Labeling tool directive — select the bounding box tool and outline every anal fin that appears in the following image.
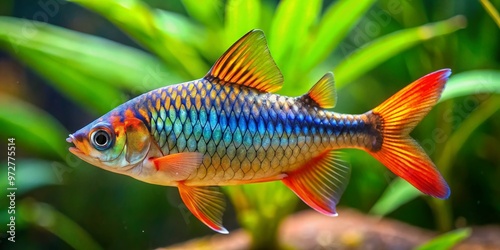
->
[282,150,350,216]
[178,183,228,234]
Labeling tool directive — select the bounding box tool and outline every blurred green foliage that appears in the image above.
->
[416,228,471,250]
[0,0,499,249]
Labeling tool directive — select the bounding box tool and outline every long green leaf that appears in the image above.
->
[0,16,176,91]
[334,15,467,86]
[369,178,420,216]
[416,228,471,250]
[301,0,376,72]
[224,0,262,48]
[269,0,322,72]
[0,17,186,113]
[441,70,500,102]
[19,200,103,250]
[437,96,500,177]
[155,9,207,51]
[0,94,68,159]
[17,49,125,114]
[480,0,500,28]
[72,0,209,78]
[0,159,64,196]
[181,0,223,29]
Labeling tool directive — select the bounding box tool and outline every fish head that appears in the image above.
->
[67,110,152,173]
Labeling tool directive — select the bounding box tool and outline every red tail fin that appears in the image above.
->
[368,69,451,199]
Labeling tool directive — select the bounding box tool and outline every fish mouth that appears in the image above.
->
[69,146,83,155]
[66,134,74,143]
[66,134,99,166]
[66,134,83,155]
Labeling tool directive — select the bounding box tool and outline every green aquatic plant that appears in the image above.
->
[416,228,471,250]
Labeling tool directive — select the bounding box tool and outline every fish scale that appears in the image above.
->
[138,79,371,185]
[68,30,450,234]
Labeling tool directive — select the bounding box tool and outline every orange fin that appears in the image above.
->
[369,69,451,199]
[304,72,337,108]
[152,152,204,181]
[205,29,283,93]
[282,150,350,216]
[178,184,228,234]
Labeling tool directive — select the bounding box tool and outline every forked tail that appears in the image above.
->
[367,69,451,199]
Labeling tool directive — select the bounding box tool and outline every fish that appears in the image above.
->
[67,29,451,234]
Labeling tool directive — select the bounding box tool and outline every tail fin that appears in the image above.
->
[368,69,451,199]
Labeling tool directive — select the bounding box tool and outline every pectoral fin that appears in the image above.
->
[282,150,350,216]
[152,152,204,181]
[178,183,228,234]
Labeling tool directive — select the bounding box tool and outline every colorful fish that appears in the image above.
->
[67,30,450,234]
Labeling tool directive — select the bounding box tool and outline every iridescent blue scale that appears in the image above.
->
[139,78,374,183]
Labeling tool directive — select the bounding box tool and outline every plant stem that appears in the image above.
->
[429,198,454,232]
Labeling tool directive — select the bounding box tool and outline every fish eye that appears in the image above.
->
[91,128,113,150]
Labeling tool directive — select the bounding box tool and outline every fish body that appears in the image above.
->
[68,30,451,233]
[110,78,374,186]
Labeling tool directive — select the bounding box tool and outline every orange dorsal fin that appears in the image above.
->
[304,72,337,108]
[152,152,204,181]
[282,150,350,216]
[205,29,283,93]
[368,69,451,199]
[178,184,228,234]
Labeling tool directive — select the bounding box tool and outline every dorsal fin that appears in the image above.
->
[305,72,337,108]
[205,30,284,93]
